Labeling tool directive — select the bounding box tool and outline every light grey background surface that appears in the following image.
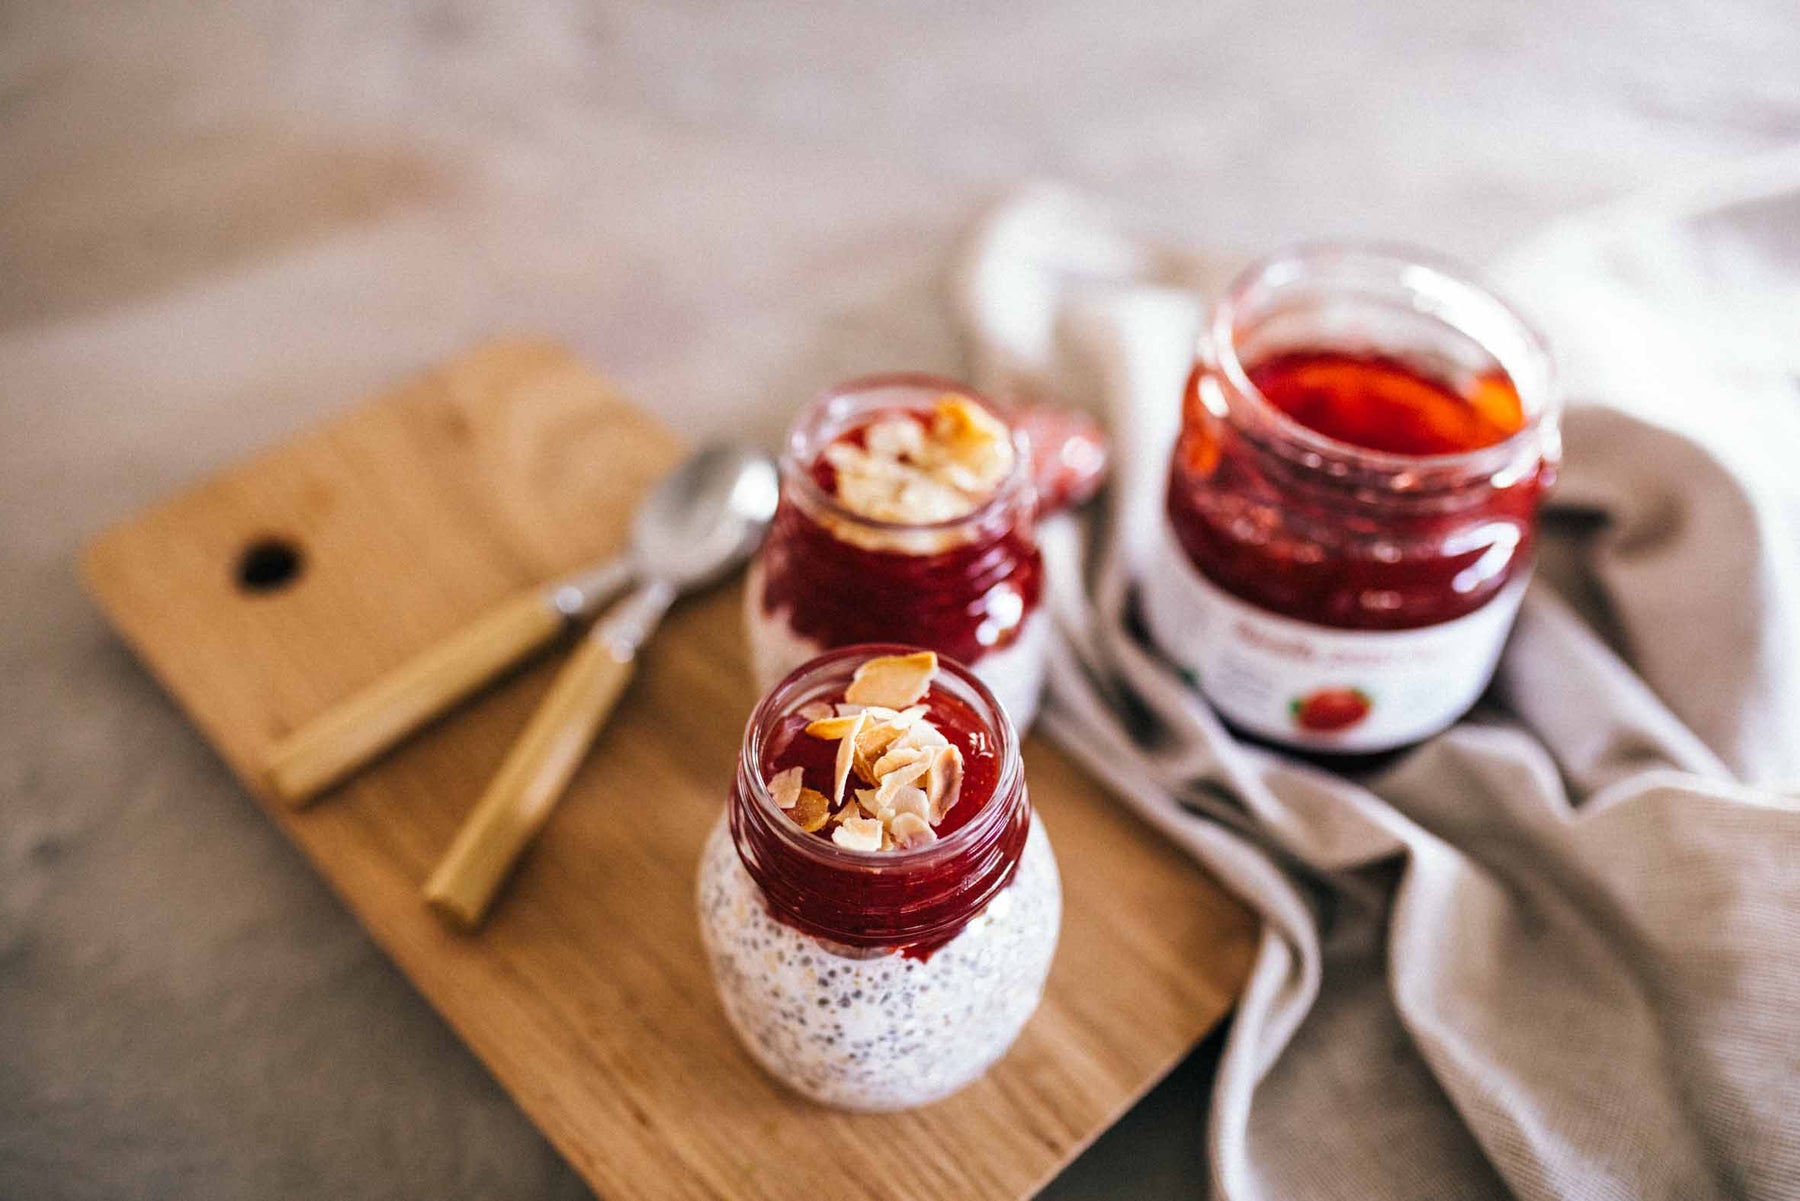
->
[3,2,1798,1197]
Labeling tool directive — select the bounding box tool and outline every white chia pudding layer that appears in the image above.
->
[697,811,1060,1110]
[743,562,1048,732]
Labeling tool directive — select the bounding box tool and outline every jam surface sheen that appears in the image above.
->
[1248,350,1524,455]
[1168,351,1546,631]
[760,414,1043,664]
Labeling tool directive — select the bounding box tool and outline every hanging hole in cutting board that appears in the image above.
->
[236,537,304,593]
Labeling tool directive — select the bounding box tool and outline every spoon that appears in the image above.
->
[265,555,635,808]
[265,449,773,807]
[423,445,778,930]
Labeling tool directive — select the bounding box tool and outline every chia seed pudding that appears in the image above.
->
[697,646,1061,1109]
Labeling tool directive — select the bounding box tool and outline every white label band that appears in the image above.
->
[1141,522,1527,753]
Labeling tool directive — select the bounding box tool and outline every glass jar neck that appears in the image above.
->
[1198,245,1560,506]
[781,373,1036,554]
[728,644,1030,951]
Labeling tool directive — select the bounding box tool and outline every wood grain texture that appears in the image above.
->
[80,340,1258,1201]
[268,588,570,806]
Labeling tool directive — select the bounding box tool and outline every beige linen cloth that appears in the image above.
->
[952,162,1800,1201]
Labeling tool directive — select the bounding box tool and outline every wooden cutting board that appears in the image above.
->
[80,340,1257,1201]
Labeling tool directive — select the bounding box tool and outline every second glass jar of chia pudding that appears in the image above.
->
[746,375,1049,731]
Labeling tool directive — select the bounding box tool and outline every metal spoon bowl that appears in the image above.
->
[631,444,780,590]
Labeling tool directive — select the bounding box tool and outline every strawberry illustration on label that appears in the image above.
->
[1290,688,1372,732]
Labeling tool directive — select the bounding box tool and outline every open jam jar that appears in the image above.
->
[1142,245,1560,754]
[697,645,1060,1110]
[746,375,1049,731]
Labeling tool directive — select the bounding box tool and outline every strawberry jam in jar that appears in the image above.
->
[1143,245,1560,754]
[747,375,1048,731]
[697,645,1060,1110]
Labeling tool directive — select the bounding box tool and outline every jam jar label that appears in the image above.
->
[1142,523,1528,752]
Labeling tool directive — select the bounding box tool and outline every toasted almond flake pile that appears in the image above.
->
[823,396,1015,525]
[765,652,968,851]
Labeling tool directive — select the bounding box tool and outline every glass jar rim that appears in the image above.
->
[737,642,1024,869]
[779,372,1034,536]
[1207,242,1561,488]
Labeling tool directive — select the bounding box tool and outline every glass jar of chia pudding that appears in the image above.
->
[697,645,1060,1110]
[745,375,1049,731]
[1141,244,1560,755]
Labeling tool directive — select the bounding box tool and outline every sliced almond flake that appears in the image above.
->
[831,711,866,807]
[890,720,949,754]
[842,442,914,475]
[798,701,835,722]
[890,705,929,728]
[789,787,831,833]
[925,744,965,824]
[932,394,1010,448]
[932,396,1015,494]
[894,476,974,523]
[836,478,973,528]
[937,415,1013,477]
[835,464,914,496]
[835,472,911,522]
[888,811,937,850]
[768,766,805,810]
[804,713,861,741]
[859,714,905,742]
[854,787,885,819]
[844,651,938,710]
[872,744,930,779]
[883,785,930,823]
[931,460,987,494]
[958,432,1015,479]
[830,814,884,852]
[875,757,932,805]
[864,415,926,460]
[833,467,885,498]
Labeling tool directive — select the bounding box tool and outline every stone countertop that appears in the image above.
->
[3,2,1797,1197]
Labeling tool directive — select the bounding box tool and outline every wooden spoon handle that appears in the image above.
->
[266,591,569,808]
[423,579,675,931]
